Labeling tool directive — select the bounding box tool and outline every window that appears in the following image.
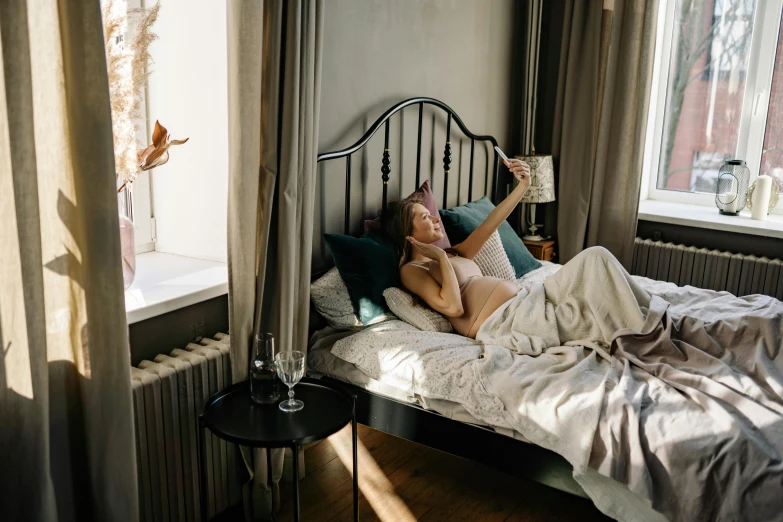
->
[648,0,783,213]
[130,70,153,254]
[129,170,154,254]
[704,0,754,80]
[760,15,783,182]
[110,0,154,254]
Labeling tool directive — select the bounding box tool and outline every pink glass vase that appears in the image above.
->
[119,213,136,289]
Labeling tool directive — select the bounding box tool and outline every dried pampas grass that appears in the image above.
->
[102,0,160,191]
[129,3,159,118]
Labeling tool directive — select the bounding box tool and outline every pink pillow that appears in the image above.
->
[363,180,451,250]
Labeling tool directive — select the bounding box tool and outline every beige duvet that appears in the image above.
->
[476,247,783,522]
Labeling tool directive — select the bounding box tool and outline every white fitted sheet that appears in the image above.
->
[308,322,523,433]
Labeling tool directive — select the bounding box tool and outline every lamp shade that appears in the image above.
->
[516,155,555,203]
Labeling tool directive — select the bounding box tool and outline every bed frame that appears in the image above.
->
[314,97,586,498]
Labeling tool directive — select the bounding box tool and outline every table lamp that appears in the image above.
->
[516,154,555,241]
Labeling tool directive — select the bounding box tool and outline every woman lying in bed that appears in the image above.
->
[381,160,783,522]
[381,158,653,342]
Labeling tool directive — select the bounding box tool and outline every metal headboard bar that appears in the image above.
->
[484,145,490,196]
[442,113,452,210]
[317,97,502,234]
[415,103,424,187]
[381,121,391,211]
[344,156,351,235]
[468,139,475,203]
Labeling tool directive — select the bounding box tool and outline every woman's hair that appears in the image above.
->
[380,196,423,266]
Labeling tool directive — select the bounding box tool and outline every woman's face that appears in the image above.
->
[410,203,444,244]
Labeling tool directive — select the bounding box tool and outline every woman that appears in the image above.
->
[378,163,783,522]
[382,158,653,343]
[381,158,532,338]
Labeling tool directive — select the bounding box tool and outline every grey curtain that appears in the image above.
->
[553,0,658,267]
[517,0,544,157]
[227,0,323,519]
[0,1,138,521]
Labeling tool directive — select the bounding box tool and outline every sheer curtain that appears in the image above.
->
[227,0,324,518]
[0,1,138,521]
[553,0,659,267]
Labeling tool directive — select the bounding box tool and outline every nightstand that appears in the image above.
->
[199,378,358,522]
[523,238,556,262]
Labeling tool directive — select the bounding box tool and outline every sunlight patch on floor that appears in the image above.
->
[328,430,417,522]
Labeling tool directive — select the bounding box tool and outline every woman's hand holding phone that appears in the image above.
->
[495,146,531,186]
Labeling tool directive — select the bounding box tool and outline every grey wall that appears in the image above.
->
[315,0,517,267]
[129,295,229,367]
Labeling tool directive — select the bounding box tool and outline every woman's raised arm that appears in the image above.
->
[453,158,531,259]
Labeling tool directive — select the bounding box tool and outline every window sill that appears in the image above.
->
[125,252,228,324]
[638,200,783,239]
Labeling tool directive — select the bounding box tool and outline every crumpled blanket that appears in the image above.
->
[475,247,783,522]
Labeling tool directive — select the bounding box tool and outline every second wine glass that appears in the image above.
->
[275,350,305,412]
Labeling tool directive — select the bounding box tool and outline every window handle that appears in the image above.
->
[753,91,765,116]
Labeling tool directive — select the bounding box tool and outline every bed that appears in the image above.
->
[310,95,587,489]
[308,262,593,500]
[309,98,783,522]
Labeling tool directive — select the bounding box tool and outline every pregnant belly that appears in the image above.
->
[452,277,520,338]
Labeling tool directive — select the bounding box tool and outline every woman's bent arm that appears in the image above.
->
[401,255,464,317]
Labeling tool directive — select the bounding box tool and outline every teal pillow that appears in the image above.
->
[440,197,541,278]
[324,231,400,324]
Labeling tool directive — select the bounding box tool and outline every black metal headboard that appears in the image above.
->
[317,97,503,235]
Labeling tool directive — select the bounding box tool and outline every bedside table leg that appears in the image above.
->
[292,444,300,522]
[266,449,277,522]
[352,396,359,521]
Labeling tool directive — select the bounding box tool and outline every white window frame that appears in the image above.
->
[645,0,783,214]
[132,169,155,254]
[121,0,155,254]
[129,96,155,255]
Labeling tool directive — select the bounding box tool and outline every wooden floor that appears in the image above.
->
[219,424,611,522]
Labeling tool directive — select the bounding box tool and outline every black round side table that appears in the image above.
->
[198,377,358,522]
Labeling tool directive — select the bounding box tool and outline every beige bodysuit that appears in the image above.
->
[413,256,520,338]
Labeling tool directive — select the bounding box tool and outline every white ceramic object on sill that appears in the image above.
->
[747,174,780,221]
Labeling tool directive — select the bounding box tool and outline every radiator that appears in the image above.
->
[632,238,783,299]
[131,333,241,522]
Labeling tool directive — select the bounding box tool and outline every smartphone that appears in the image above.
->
[494,146,510,163]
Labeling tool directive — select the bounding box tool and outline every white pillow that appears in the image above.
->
[515,261,562,290]
[383,287,453,333]
[473,231,516,281]
[311,267,395,329]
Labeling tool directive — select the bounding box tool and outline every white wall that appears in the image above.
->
[146,0,228,262]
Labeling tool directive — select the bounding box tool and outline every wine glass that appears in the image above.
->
[275,351,305,412]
